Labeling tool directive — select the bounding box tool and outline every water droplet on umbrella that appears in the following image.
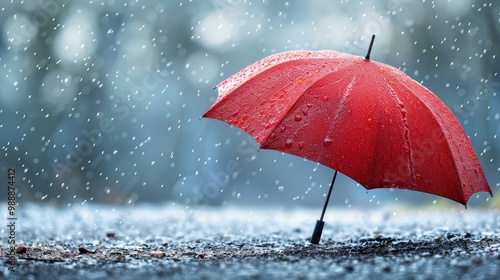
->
[295,114,302,122]
[260,100,266,105]
[322,96,329,101]
[301,109,308,115]
[298,78,304,85]
[416,174,422,181]
[382,180,391,188]
[306,103,313,108]
[323,138,333,147]
[347,110,352,115]
[384,108,389,115]
[285,139,293,148]
[367,118,373,124]
[298,142,304,149]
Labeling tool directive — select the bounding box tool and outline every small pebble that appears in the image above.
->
[172,254,181,261]
[78,247,92,254]
[472,258,483,265]
[16,245,27,254]
[150,251,165,258]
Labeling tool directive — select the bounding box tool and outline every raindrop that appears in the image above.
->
[381,180,391,188]
[285,139,293,148]
[347,110,352,115]
[367,118,373,124]
[294,114,302,122]
[323,138,333,147]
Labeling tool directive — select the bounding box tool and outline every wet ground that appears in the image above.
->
[1,203,500,279]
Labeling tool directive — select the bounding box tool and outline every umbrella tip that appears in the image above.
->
[364,34,376,61]
[310,220,325,245]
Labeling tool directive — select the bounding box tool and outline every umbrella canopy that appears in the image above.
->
[203,36,492,243]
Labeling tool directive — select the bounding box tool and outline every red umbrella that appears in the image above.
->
[203,35,492,244]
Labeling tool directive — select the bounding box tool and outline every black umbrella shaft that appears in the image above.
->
[320,170,338,222]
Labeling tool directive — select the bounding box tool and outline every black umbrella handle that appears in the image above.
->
[310,220,325,244]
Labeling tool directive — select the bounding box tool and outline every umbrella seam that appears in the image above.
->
[390,74,468,204]
[383,79,416,189]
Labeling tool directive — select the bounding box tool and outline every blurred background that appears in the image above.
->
[0,0,498,210]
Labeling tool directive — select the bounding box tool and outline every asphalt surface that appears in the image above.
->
[1,203,500,279]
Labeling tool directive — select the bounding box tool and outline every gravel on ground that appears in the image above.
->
[1,203,499,279]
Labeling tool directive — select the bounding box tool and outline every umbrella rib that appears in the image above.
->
[328,75,357,129]
[392,77,468,203]
[384,81,417,187]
